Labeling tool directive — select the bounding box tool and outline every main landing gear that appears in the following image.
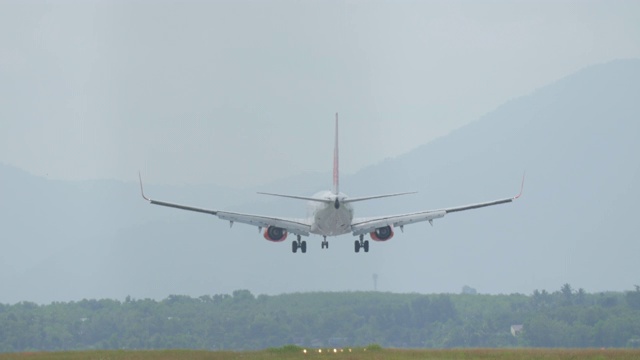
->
[292,235,307,253]
[321,236,329,249]
[355,234,369,253]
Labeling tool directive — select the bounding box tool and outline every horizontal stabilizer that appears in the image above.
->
[257,192,332,204]
[343,192,417,204]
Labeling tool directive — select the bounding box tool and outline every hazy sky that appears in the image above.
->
[1,0,639,187]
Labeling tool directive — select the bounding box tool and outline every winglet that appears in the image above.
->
[138,171,151,201]
[513,172,525,200]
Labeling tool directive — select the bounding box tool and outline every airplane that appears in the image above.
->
[139,113,524,254]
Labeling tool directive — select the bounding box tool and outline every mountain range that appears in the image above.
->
[1,59,639,304]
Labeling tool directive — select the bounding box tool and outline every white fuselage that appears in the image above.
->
[308,191,354,236]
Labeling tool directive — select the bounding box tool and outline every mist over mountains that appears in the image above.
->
[1,59,639,304]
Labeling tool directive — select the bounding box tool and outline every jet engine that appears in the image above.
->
[370,225,394,241]
[263,226,288,242]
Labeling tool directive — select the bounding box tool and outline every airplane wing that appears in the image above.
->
[216,211,311,236]
[351,176,524,236]
[138,174,311,236]
[351,209,447,236]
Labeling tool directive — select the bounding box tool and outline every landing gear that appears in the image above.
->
[292,235,307,254]
[321,236,329,249]
[354,234,369,253]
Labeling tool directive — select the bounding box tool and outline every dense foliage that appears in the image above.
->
[1,286,640,352]
[2,348,640,360]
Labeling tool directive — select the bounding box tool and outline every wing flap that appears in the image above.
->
[351,210,446,236]
[216,211,311,236]
[147,199,218,215]
[444,197,514,213]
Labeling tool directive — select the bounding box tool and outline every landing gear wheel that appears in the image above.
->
[354,240,361,253]
[363,240,369,253]
[292,235,306,254]
[321,236,329,250]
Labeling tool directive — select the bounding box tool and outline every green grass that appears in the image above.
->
[1,348,639,360]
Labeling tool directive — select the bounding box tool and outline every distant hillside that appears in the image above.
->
[345,59,640,295]
[1,59,639,303]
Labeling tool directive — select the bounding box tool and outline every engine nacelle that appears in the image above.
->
[263,226,288,242]
[370,225,394,241]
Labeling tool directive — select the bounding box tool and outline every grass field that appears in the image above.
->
[1,347,640,360]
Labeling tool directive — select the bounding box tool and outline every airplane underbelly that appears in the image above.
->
[312,205,353,236]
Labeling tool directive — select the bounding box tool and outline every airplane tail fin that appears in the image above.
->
[258,114,418,205]
[333,113,339,195]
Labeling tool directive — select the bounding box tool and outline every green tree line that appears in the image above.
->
[1,286,640,352]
